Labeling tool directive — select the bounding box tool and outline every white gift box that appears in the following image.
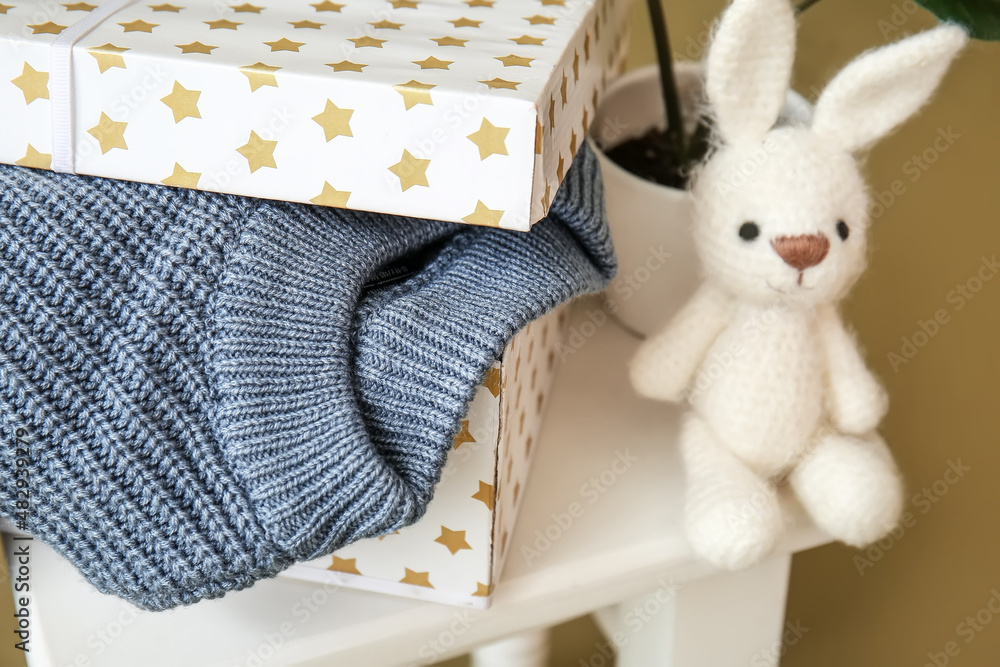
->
[282,305,571,607]
[0,0,628,230]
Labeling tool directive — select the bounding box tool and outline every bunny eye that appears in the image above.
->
[836,220,850,241]
[739,222,760,241]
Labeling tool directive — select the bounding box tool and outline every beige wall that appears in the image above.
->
[627,0,1000,664]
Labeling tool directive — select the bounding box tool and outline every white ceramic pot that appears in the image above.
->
[590,64,812,337]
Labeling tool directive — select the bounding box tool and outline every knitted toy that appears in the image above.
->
[630,0,967,569]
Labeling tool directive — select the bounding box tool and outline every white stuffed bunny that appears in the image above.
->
[630,0,968,569]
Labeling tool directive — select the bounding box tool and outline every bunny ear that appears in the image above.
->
[706,0,797,146]
[811,25,968,153]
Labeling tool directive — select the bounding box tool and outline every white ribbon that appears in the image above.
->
[49,0,137,173]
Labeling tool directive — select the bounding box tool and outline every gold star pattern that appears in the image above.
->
[540,0,565,4]
[431,36,466,47]
[548,96,555,127]
[312,100,353,141]
[511,34,545,45]
[231,2,264,12]
[573,51,580,81]
[560,73,568,104]
[239,62,280,90]
[394,80,434,109]
[11,64,49,105]
[495,54,533,67]
[389,0,418,7]
[389,149,430,191]
[463,200,503,227]
[63,2,96,10]
[400,568,433,588]
[473,582,492,597]
[16,145,51,170]
[119,19,157,32]
[472,480,495,511]
[467,118,509,160]
[161,163,201,188]
[237,131,278,172]
[311,182,351,207]
[160,81,201,123]
[205,18,241,29]
[480,77,519,90]
[310,0,343,9]
[149,3,184,10]
[543,182,552,209]
[557,154,566,181]
[329,556,361,575]
[265,37,304,52]
[176,41,217,55]
[570,130,578,155]
[584,32,591,59]
[0,3,13,12]
[28,22,67,34]
[349,36,385,48]
[535,119,543,154]
[449,17,481,27]
[483,367,501,397]
[453,420,476,449]
[435,526,473,555]
[88,113,128,154]
[413,56,452,70]
[290,19,324,28]
[87,44,129,73]
[524,14,555,24]
[465,0,494,5]
[327,60,366,72]
[370,19,402,29]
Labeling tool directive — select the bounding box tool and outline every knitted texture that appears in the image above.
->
[629,0,966,570]
[0,141,615,610]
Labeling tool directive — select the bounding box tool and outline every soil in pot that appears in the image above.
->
[601,122,712,190]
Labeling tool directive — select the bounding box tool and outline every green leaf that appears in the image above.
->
[917,0,1000,40]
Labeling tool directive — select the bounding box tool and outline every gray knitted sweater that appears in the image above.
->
[0,142,615,610]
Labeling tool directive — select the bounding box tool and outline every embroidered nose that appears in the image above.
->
[770,233,830,271]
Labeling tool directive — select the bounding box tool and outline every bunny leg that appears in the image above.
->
[681,412,782,570]
[789,431,903,547]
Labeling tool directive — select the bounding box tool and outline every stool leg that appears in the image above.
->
[470,627,550,667]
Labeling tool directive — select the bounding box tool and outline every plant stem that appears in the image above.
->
[646,0,687,166]
[795,0,823,13]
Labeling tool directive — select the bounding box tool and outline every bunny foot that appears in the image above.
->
[790,431,903,547]
[680,414,783,570]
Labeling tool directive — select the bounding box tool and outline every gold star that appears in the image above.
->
[16,145,51,170]
[205,18,241,29]
[312,100,353,141]
[239,62,280,90]
[290,19,323,28]
[394,80,434,109]
[11,64,48,105]
[540,0,565,4]
[349,36,385,48]
[310,0,343,9]
[480,77,519,90]
[467,118,509,160]
[548,96,555,127]
[63,2,96,10]
[28,22,67,34]
[472,480,495,510]
[311,182,351,207]
[449,17,481,27]
[463,200,503,227]
[570,129,578,155]
[329,556,361,575]
[573,51,580,81]
[465,0,494,5]
[473,582,492,597]
[231,2,263,12]
[535,119,543,154]
[87,113,127,154]
[413,56,452,70]
[161,163,201,188]
[389,150,430,191]
[483,367,501,397]
[149,3,183,10]
[511,34,545,45]
[160,81,201,123]
[495,54,533,67]
[87,44,129,72]
[264,38,304,52]
[389,0,418,7]
[543,182,552,209]
[582,107,590,132]
[400,568,433,588]
[584,32,591,59]
[431,36,466,47]
[237,131,277,172]
[119,19,157,32]
[453,420,476,449]
[435,526,472,555]
[369,19,402,29]
[176,42,217,55]
[524,14,555,24]
[560,73,568,104]
[0,3,13,12]
[327,60,366,72]
[557,154,565,181]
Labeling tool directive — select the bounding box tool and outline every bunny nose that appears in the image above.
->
[770,234,830,271]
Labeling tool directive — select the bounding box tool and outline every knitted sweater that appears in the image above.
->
[0,142,615,610]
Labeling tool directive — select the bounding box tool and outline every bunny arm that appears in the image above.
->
[629,283,732,403]
[816,305,889,435]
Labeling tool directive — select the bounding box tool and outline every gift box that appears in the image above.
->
[0,0,628,230]
[281,304,570,607]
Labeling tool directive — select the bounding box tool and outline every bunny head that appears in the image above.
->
[692,0,967,307]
